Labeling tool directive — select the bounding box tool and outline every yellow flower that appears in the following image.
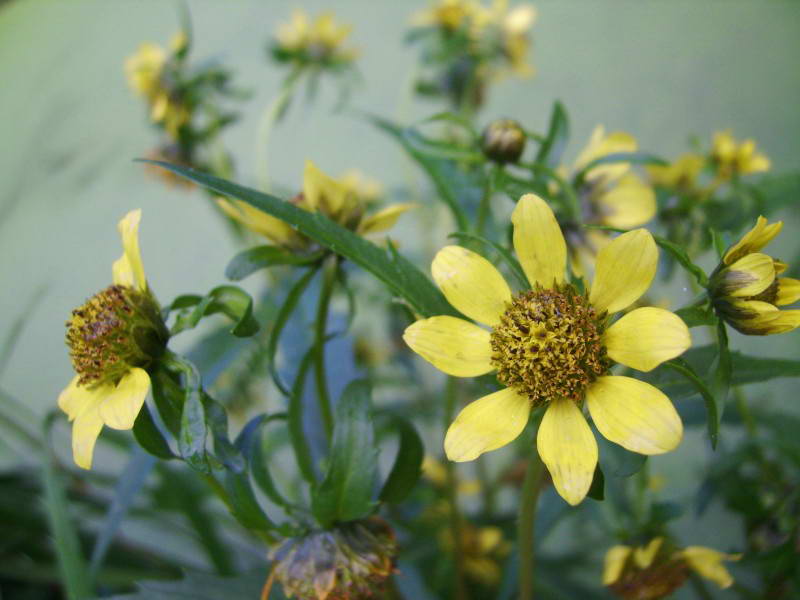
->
[218,161,412,251]
[567,126,657,276]
[412,0,481,31]
[495,1,537,76]
[125,42,166,101]
[275,10,357,64]
[604,537,741,599]
[58,211,168,469]
[439,523,510,586]
[647,152,706,192]
[711,130,770,179]
[403,194,690,505]
[709,216,800,335]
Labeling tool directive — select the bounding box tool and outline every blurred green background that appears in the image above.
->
[0,0,799,596]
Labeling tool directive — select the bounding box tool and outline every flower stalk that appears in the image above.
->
[518,448,545,600]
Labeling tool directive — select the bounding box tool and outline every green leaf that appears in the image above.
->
[132,404,176,460]
[288,346,317,483]
[107,570,270,600]
[149,367,184,436]
[709,227,728,260]
[663,358,719,447]
[142,160,455,318]
[597,433,647,478]
[711,322,732,428]
[222,467,277,532]
[379,417,425,504]
[368,117,472,232]
[203,394,245,473]
[225,245,324,281]
[163,354,209,473]
[312,380,378,528]
[675,304,717,328]
[534,100,569,168]
[169,285,260,338]
[41,414,92,600]
[587,464,605,501]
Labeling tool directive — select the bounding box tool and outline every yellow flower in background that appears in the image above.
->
[218,161,412,251]
[59,211,168,469]
[647,152,706,193]
[711,130,770,179]
[275,10,358,65]
[439,523,511,586]
[125,43,166,101]
[483,0,537,76]
[404,194,690,505]
[412,0,481,32]
[709,216,800,335]
[604,537,741,599]
[565,126,657,276]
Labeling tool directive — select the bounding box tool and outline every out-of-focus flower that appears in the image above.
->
[439,522,511,586]
[218,161,412,251]
[412,0,481,32]
[422,455,481,495]
[604,537,741,599]
[476,0,537,76]
[563,126,657,276]
[59,211,168,469]
[274,10,358,67]
[647,153,706,194]
[481,118,527,163]
[404,194,690,505]
[711,130,770,179]
[269,518,397,600]
[143,144,196,189]
[709,216,800,335]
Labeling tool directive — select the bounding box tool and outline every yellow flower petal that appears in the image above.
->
[682,546,741,589]
[445,388,530,462]
[217,197,303,248]
[597,173,656,229]
[749,309,800,335]
[432,246,512,326]
[724,216,783,265]
[722,253,775,298]
[574,125,637,184]
[603,545,632,585]
[603,307,691,372]
[115,209,146,291]
[112,254,135,288]
[586,376,683,455]
[776,278,800,306]
[537,397,598,506]
[57,376,100,421]
[303,160,355,221]
[98,368,151,430]
[403,316,494,377]
[72,396,105,470]
[589,229,657,314]
[633,537,663,569]
[357,203,413,235]
[512,193,566,288]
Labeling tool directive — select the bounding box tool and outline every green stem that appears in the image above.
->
[518,450,545,600]
[314,256,338,442]
[475,165,494,237]
[256,67,303,191]
[734,387,757,437]
[444,377,469,600]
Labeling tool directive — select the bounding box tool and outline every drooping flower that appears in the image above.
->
[563,125,657,276]
[217,161,412,251]
[711,130,770,179]
[604,537,741,599]
[709,216,800,335]
[274,10,358,67]
[403,194,690,505]
[268,518,397,600]
[58,211,168,469]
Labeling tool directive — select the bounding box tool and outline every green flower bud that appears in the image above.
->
[481,118,526,164]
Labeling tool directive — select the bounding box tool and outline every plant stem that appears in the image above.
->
[314,256,338,442]
[256,67,303,191]
[734,387,757,437]
[475,165,494,237]
[518,450,545,600]
[444,377,469,600]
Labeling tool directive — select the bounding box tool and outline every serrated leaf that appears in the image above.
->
[142,160,455,318]
[225,245,324,281]
[379,416,424,504]
[169,285,260,337]
[312,380,378,527]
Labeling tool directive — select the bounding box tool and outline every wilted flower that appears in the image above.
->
[709,216,800,335]
[604,537,741,599]
[404,194,690,505]
[218,161,412,251]
[273,10,358,67]
[711,130,770,179]
[59,211,168,469]
[481,118,526,164]
[269,518,397,600]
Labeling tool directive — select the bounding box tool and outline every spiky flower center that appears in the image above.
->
[66,285,167,388]
[490,284,610,405]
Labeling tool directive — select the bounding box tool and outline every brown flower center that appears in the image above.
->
[490,284,610,405]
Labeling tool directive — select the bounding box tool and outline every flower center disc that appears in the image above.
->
[490,285,609,405]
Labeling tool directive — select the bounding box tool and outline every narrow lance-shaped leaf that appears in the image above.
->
[379,416,425,504]
[312,380,379,528]
[132,403,175,460]
[225,245,325,281]
[168,285,260,337]
[663,358,719,448]
[142,160,455,318]
[534,100,569,168]
[711,321,732,426]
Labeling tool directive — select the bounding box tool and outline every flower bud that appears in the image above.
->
[270,518,397,600]
[481,119,526,164]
